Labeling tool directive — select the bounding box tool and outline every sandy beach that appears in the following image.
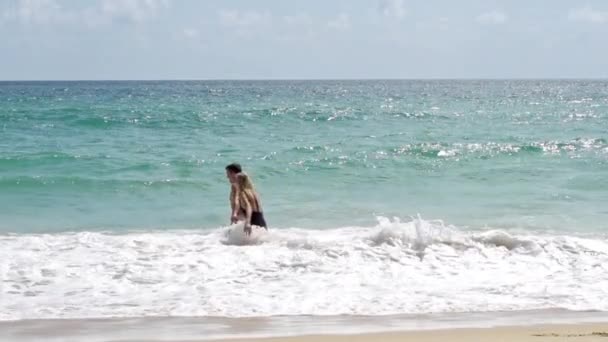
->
[206,324,608,342]
[1,311,607,342]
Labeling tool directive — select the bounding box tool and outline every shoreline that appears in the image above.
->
[2,310,608,342]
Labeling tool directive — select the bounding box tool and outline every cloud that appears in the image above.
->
[568,6,608,24]
[1,0,169,27]
[283,13,312,27]
[1,0,72,25]
[274,13,316,42]
[379,0,406,20]
[97,0,170,24]
[218,9,271,29]
[476,10,508,25]
[217,9,272,39]
[437,17,449,30]
[182,28,198,38]
[327,13,351,31]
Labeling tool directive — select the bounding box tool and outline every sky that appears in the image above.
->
[1,0,607,80]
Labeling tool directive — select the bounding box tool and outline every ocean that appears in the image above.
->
[1,80,607,323]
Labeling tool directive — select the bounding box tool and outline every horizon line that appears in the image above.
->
[1,77,608,82]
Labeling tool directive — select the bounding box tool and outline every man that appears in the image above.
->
[225,163,242,224]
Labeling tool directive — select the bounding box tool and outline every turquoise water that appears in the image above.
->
[1,80,607,233]
[3,80,608,321]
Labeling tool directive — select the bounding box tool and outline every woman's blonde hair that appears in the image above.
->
[235,172,257,209]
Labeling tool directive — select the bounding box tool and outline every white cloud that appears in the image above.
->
[327,13,351,31]
[1,0,169,27]
[379,0,406,20]
[275,13,316,42]
[218,9,271,29]
[99,0,169,24]
[568,6,608,24]
[1,0,72,25]
[283,13,312,27]
[437,17,449,30]
[217,9,272,38]
[183,28,198,38]
[476,10,508,25]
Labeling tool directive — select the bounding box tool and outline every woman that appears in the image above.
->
[234,172,267,235]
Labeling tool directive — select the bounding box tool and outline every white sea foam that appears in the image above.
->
[1,217,608,321]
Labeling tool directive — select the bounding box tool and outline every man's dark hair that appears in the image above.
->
[225,163,242,173]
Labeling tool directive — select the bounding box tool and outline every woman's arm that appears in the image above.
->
[242,197,253,235]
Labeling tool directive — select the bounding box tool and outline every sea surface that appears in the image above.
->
[1,80,607,322]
